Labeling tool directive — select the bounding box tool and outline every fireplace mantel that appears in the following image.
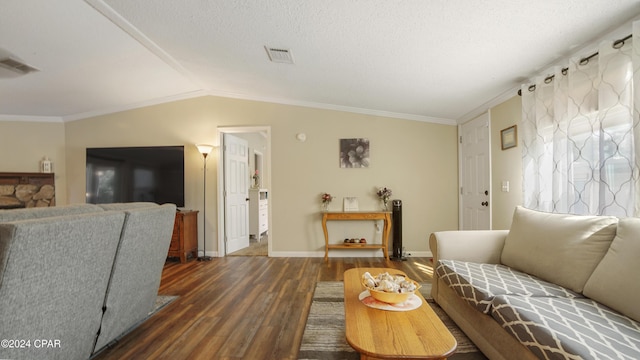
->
[0,172,55,209]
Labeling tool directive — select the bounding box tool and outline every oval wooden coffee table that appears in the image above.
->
[343,267,457,359]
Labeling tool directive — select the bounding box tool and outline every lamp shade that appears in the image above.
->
[196,144,214,156]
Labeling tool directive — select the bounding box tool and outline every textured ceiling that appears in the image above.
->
[1,0,639,123]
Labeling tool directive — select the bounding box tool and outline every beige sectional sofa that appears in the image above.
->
[0,202,176,360]
[430,206,640,360]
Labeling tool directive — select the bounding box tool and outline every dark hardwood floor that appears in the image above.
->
[92,256,434,360]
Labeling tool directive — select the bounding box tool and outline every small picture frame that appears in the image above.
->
[501,125,517,150]
[343,197,359,212]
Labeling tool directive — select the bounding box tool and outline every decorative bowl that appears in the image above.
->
[362,279,421,304]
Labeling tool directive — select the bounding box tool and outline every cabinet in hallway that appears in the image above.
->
[249,188,268,241]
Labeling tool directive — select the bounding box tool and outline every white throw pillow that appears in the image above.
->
[501,206,617,293]
[584,217,640,322]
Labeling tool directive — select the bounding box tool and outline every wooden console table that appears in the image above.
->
[322,211,391,261]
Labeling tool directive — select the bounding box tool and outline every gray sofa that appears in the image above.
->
[0,202,176,360]
[430,206,640,360]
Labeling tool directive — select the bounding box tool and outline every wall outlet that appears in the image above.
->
[375,221,382,233]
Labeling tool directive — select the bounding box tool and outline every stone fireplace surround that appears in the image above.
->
[0,172,55,209]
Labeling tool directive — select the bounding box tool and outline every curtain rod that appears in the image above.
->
[518,34,633,96]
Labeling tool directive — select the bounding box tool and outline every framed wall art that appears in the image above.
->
[501,125,517,150]
[340,138,370,168]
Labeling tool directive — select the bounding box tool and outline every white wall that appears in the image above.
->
[61,95,459,257]
[0,93,528,254]
[0,120,68,205]
[490,95,523,229]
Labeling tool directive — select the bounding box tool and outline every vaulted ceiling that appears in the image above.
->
[1,1,639,123]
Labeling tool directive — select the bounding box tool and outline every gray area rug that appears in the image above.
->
[152,295,178,315]
[298,282,487,360]
[92,295,177,357]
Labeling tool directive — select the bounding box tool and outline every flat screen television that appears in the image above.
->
[86,146,185,207]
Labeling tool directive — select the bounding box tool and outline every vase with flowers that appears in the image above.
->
[376,187,392,211]
[252,170,260,188]
[321,192,333,212]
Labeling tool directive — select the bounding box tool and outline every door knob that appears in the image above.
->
[484,190,489,195]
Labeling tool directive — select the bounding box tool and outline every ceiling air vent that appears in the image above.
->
[0,56,39,75]
[265,46,294,64]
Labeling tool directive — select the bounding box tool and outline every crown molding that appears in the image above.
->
[60,89,457,125]
[62,90,210,122]
[456,85,520,124]
[0,90,459,126]
[0,115,63,123]
[205,89,458,125]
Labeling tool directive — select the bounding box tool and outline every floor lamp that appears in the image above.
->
[196,144,214,261]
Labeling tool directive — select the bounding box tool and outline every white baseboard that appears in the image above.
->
[267,250,433,258]
[198,250,219,258]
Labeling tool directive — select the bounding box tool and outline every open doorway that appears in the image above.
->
[217,126,271,257]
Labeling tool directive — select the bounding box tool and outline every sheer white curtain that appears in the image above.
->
[521,21,640,217]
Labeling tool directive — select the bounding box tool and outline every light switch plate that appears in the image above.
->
[501,181,510,192]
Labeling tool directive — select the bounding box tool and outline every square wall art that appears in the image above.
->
[340,138,370,168]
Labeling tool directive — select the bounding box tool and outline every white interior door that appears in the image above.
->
[224,134,250,254]
[460,112,491,230]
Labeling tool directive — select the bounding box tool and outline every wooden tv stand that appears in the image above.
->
[168,210,198,263]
